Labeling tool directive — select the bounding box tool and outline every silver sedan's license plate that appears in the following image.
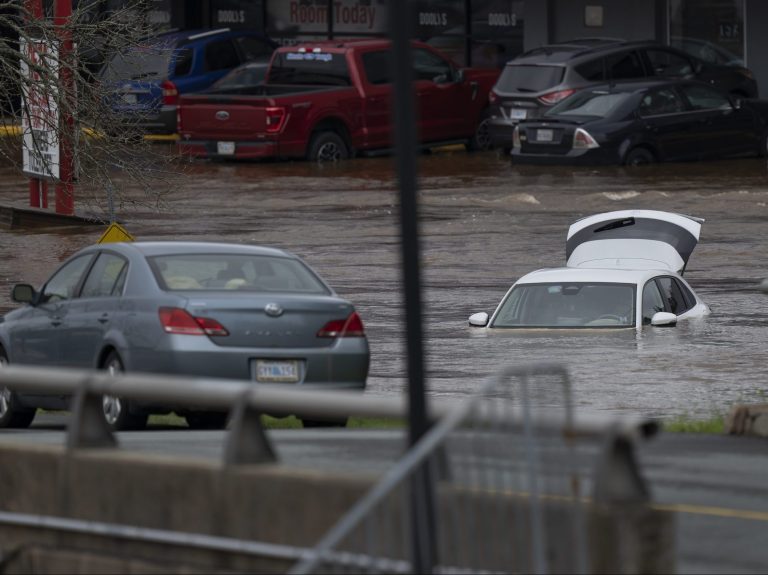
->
[536,128,554,142]
[255,359,299,383]
[121,93,137,105]
[217,141,235,155]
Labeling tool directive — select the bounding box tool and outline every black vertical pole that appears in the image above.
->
[388,1,436,572]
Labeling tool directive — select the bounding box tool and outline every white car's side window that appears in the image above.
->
[642,280,665,324]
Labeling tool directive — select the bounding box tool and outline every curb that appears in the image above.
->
[0,124,179,142]
[0,204,103,229]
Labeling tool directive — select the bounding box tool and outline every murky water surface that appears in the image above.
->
[2,151,768,419]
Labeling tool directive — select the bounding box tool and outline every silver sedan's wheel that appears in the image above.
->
[0,386,11,419]
[101,352,147,431]
[102,394,123,426]
[0,350,35,428]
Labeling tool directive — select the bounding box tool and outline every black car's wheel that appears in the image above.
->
[0,349,36,429]
[101,352,147,431]
[466,110,492,152]
[624,147,655,167]
[758,129,768,158]
[307,131,349,163]
[301,418,349,428]
[185,412,229,430]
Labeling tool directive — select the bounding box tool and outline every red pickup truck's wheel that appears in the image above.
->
[308,131,349,163]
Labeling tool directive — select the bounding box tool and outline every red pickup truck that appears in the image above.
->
[177,39,500,162]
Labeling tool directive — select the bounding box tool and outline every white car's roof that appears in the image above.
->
[515,266,671,285]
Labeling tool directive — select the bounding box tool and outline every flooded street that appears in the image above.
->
[2,150,768,420]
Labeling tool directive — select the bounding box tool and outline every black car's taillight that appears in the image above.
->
[538,88,576,106]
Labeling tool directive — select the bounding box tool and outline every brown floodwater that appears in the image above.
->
[2,149,768,420]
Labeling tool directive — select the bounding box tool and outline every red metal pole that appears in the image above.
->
[25,0,44,208]
[54,0,74,215]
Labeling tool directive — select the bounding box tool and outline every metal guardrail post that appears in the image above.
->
[65,376,117,450]
[223,390,276,466]
[592,428,650,504]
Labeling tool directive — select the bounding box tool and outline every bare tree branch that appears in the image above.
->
[1,0,186,219]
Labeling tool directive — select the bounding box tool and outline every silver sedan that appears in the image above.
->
[0,242,369,430]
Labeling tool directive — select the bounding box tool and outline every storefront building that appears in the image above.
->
[69,0,768,96]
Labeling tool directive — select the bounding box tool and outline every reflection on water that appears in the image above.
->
[2,151,768,419]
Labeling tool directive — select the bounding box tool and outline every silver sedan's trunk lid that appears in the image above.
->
[566,210,704,274]
[183,294,356,348]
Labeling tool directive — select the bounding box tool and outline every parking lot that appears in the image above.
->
[1,149,768,420]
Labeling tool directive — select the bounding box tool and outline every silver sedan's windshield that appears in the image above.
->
[491,282,636,328]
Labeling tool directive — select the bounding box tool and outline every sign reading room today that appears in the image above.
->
[269,0,387,34]
[20,37,60,180]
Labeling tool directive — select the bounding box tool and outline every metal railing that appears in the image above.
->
[290,364,658,574]
[0,363,661,574]
[0,364,655,466]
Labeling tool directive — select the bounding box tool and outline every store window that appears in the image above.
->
[669,0,745,67]
[101,0,177,30]
[415,0,466,65]
[210,0,264,30]
[470,0,524,68]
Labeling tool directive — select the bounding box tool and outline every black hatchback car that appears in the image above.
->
[510,79,768,166]
[487,40,759,151]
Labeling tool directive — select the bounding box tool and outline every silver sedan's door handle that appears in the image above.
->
[50,316,62,327]
[97,313,109,324]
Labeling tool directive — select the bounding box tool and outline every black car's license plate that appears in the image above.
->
[536,128,554,142]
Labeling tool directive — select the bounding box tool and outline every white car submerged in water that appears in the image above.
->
[469,210,710,331]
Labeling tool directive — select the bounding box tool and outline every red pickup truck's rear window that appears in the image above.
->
[268,51,351,86]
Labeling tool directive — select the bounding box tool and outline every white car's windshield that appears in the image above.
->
[491,282,636,328]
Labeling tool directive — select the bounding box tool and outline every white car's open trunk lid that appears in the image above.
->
[566,210,703,273]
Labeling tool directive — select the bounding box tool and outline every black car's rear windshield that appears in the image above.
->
[267,51,351,86]
[100,41,174,83]
[495,64,564,93]
[546,90,632,118]
[149,254,331,294]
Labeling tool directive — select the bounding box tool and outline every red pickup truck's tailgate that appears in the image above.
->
[179,97,270,139]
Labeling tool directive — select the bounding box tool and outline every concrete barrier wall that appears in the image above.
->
[0,442,675,574]
[0,442,375,573]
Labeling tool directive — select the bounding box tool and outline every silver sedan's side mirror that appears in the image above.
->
[468,312,489,327]
[11,283,35,304]
[651,311,677,327]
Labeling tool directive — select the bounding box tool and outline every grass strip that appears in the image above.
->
[663,414,725,434]
[148,413,406,429]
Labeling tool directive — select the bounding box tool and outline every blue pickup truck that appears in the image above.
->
[99,28,276,135]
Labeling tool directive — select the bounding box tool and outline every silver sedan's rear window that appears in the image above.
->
[149,254,330,294]
[491,282,635,328]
